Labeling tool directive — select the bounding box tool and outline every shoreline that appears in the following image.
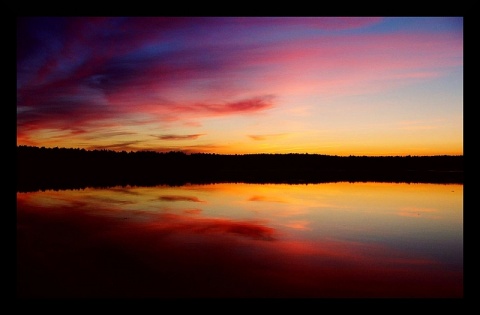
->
[17,145,464,192]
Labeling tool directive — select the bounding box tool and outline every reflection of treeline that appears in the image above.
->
[17,145,463,192]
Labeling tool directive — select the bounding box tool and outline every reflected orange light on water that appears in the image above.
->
[17,182,462,298]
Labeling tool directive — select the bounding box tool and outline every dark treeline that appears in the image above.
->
[17,145,463,192]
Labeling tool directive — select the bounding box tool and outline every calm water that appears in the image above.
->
[17,182,463,298]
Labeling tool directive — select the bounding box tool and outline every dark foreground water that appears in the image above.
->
[17,182,463,298]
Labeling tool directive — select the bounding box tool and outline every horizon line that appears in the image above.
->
[17,145,464,158]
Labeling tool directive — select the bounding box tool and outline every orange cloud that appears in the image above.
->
[248,133,287,141]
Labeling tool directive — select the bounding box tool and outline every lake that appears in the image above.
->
[16,182,463,298]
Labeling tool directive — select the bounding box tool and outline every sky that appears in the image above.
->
[16,17,463,156]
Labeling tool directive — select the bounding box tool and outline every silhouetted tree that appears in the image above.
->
[17,145,463,192]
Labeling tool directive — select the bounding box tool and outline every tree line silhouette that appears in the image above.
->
[17,145,463,192]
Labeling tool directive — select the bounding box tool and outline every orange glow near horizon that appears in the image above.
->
[16,137,464,156]
[17,17,463,156]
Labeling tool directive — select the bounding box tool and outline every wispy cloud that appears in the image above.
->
[175,96,275,117]
[83,131,137,140]
[155,134,205,141]
[249,135,267,141]
[228,17,383,31]
[87,140,144,151]
[16,17,463,155]
[149,144,228,154]
[248,133,287,141]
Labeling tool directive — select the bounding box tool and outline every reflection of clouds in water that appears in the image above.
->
[247,194,341,215]
[155,213,276,241]
[17,195,273,241]
[397,206,439,219]
[159,195,205,202]
[18,182,464,298]
[17,190,462,298]
[183,209,202,215]
[282,220,311,230]
[248,195,287,203]
[18,192,90,209]
[85,195,137,205]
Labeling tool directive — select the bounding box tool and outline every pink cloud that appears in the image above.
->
[142,96,276,123]
[243,32,462,95]
[193,96,274,114]
[17,18,462,152]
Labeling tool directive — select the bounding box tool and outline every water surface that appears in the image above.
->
[17,182,463,298]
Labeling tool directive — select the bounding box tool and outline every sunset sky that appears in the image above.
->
[16,17,463,156]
